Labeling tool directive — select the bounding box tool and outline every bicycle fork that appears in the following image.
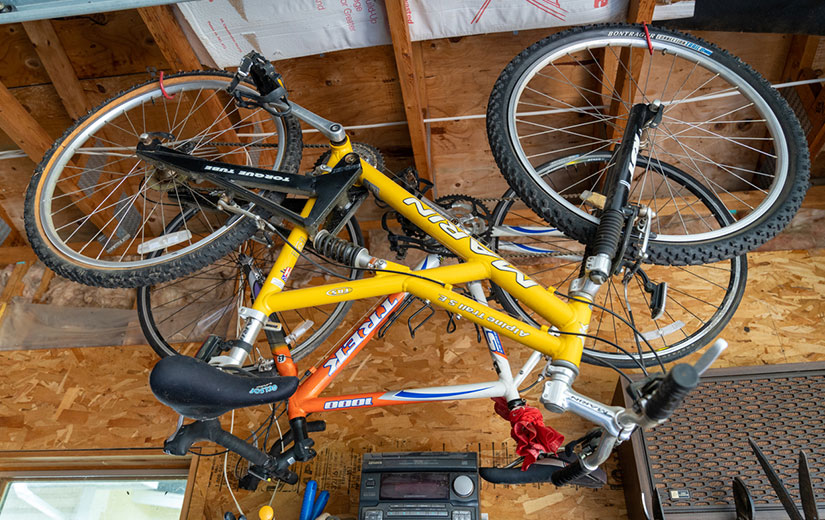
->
[586,101,663,283]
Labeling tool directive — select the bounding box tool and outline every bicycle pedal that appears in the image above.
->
[647,281,667,320]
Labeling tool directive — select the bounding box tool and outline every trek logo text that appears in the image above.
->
[323,294,403,376]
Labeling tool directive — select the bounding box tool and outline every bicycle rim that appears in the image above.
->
[495,25,799,248]
[30,72,299,275]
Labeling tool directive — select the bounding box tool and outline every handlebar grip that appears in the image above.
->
[643,364,700,422]
[550,458,590,487]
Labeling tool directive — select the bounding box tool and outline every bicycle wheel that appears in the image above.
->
[490,153,747,368]
[25,71,303,288]
[487,24,808,265]
[137,214,364,362]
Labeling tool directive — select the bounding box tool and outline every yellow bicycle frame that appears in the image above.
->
[250,137,594,371]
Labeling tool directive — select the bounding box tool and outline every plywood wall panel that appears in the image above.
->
[428,119,505,196]
[420,28,558,119]
[0,12,165,90]
[691,31,791,82]
[277,45,407,128]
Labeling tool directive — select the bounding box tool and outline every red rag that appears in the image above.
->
[493,397,564,470]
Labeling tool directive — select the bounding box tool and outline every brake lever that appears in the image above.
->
[692,338,728,375]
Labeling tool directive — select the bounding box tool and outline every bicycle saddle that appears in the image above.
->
[150,355,298,420]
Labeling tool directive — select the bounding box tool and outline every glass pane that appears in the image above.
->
[0,479,186,520]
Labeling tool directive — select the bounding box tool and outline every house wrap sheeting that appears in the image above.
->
[177,0,694,67]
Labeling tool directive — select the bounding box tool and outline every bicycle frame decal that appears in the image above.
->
[485,330,505,356]
[323,397,373,410]
[323,293,404,377]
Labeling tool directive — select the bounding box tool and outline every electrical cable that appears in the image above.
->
[225,410,245,518]
[518,378,543,394]
[555,291,667,373]
[188,407,282,458]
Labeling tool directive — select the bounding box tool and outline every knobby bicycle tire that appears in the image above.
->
[487,24,809,265]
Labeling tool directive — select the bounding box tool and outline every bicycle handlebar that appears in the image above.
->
[544,339,727,486]
[550,458,588,486]
[548,362,698,487]
[642,363,700,421]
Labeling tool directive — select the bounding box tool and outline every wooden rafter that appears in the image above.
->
[384,0,432,183]
[138,5,202,72]
[22,20,88,120]
[0,80,118,241]
[0,246,36,265]
[780,35,819,84]
[138,5,248,166]
[780,35,825,158]
[0,80,62,243]
[627,0,657,25]
[0,261,30,305]
[23,19,145,243]
[0,198,24,246]
[0,82,53,163]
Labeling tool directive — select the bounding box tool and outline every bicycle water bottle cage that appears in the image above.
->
[228,51,290,116]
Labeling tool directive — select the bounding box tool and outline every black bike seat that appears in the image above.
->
[150,355,298,420]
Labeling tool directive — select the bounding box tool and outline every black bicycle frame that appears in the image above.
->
[136,140,363,236]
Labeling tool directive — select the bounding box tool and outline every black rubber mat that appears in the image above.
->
[622,362,825,518]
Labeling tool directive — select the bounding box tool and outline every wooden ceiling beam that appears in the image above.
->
[22,20,88,120]
[780,34,819,84]
[384,0,432,183]
[22,19,139,243]
[0,82,53,162]
[0,80,54,245]
[627,0,657,25]
[0,203,25,246]
[138,5,247,166]
[779,35,825,158]
[0,245,38,265]
[137,5,202,72]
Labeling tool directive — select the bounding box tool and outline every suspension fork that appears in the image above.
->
[586,101,662,283]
